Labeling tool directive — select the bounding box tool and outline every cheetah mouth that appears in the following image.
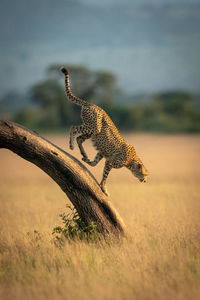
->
[140,178,146,183]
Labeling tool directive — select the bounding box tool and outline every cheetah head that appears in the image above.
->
[129,161,148,183]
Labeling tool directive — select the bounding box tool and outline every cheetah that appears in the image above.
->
[61,67,148,195]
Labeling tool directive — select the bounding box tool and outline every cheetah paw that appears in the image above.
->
[69,143,74,150]
[100,185,109,197]
[82,158,96,166]
[82,157,91,164]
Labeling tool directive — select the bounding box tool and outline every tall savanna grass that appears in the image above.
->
[0,134,200,300]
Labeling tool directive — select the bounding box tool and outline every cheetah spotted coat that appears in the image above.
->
[61,67,148,195]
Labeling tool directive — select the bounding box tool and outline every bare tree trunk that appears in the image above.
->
[0,120,127,237]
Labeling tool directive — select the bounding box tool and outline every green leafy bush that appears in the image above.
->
[52,205,100,245]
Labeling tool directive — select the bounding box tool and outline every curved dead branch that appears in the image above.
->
[0,120,127,237]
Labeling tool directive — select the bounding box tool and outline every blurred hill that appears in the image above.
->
[1,63,199,133]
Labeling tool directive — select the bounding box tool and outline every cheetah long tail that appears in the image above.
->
[60,66,89,106]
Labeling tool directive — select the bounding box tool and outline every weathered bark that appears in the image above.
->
[0,120,127,237]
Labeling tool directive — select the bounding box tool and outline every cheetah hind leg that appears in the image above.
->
[69,125,89,150]
[76,134,91,162]
[82,151,103,166]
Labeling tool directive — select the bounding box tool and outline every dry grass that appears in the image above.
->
[0,134,200,300]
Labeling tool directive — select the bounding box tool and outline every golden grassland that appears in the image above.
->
[0,134,200,300]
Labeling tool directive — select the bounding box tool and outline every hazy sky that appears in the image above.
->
[0,0,200,96]
[81,0,200,4]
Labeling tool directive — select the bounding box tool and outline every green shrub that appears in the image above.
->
[52,205,100,245]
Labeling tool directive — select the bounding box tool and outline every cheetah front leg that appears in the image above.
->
[100,161,112,196]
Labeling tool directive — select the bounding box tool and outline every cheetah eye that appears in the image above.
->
[137,163,142,170]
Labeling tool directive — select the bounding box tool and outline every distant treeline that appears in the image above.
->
[2,64,200,133]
